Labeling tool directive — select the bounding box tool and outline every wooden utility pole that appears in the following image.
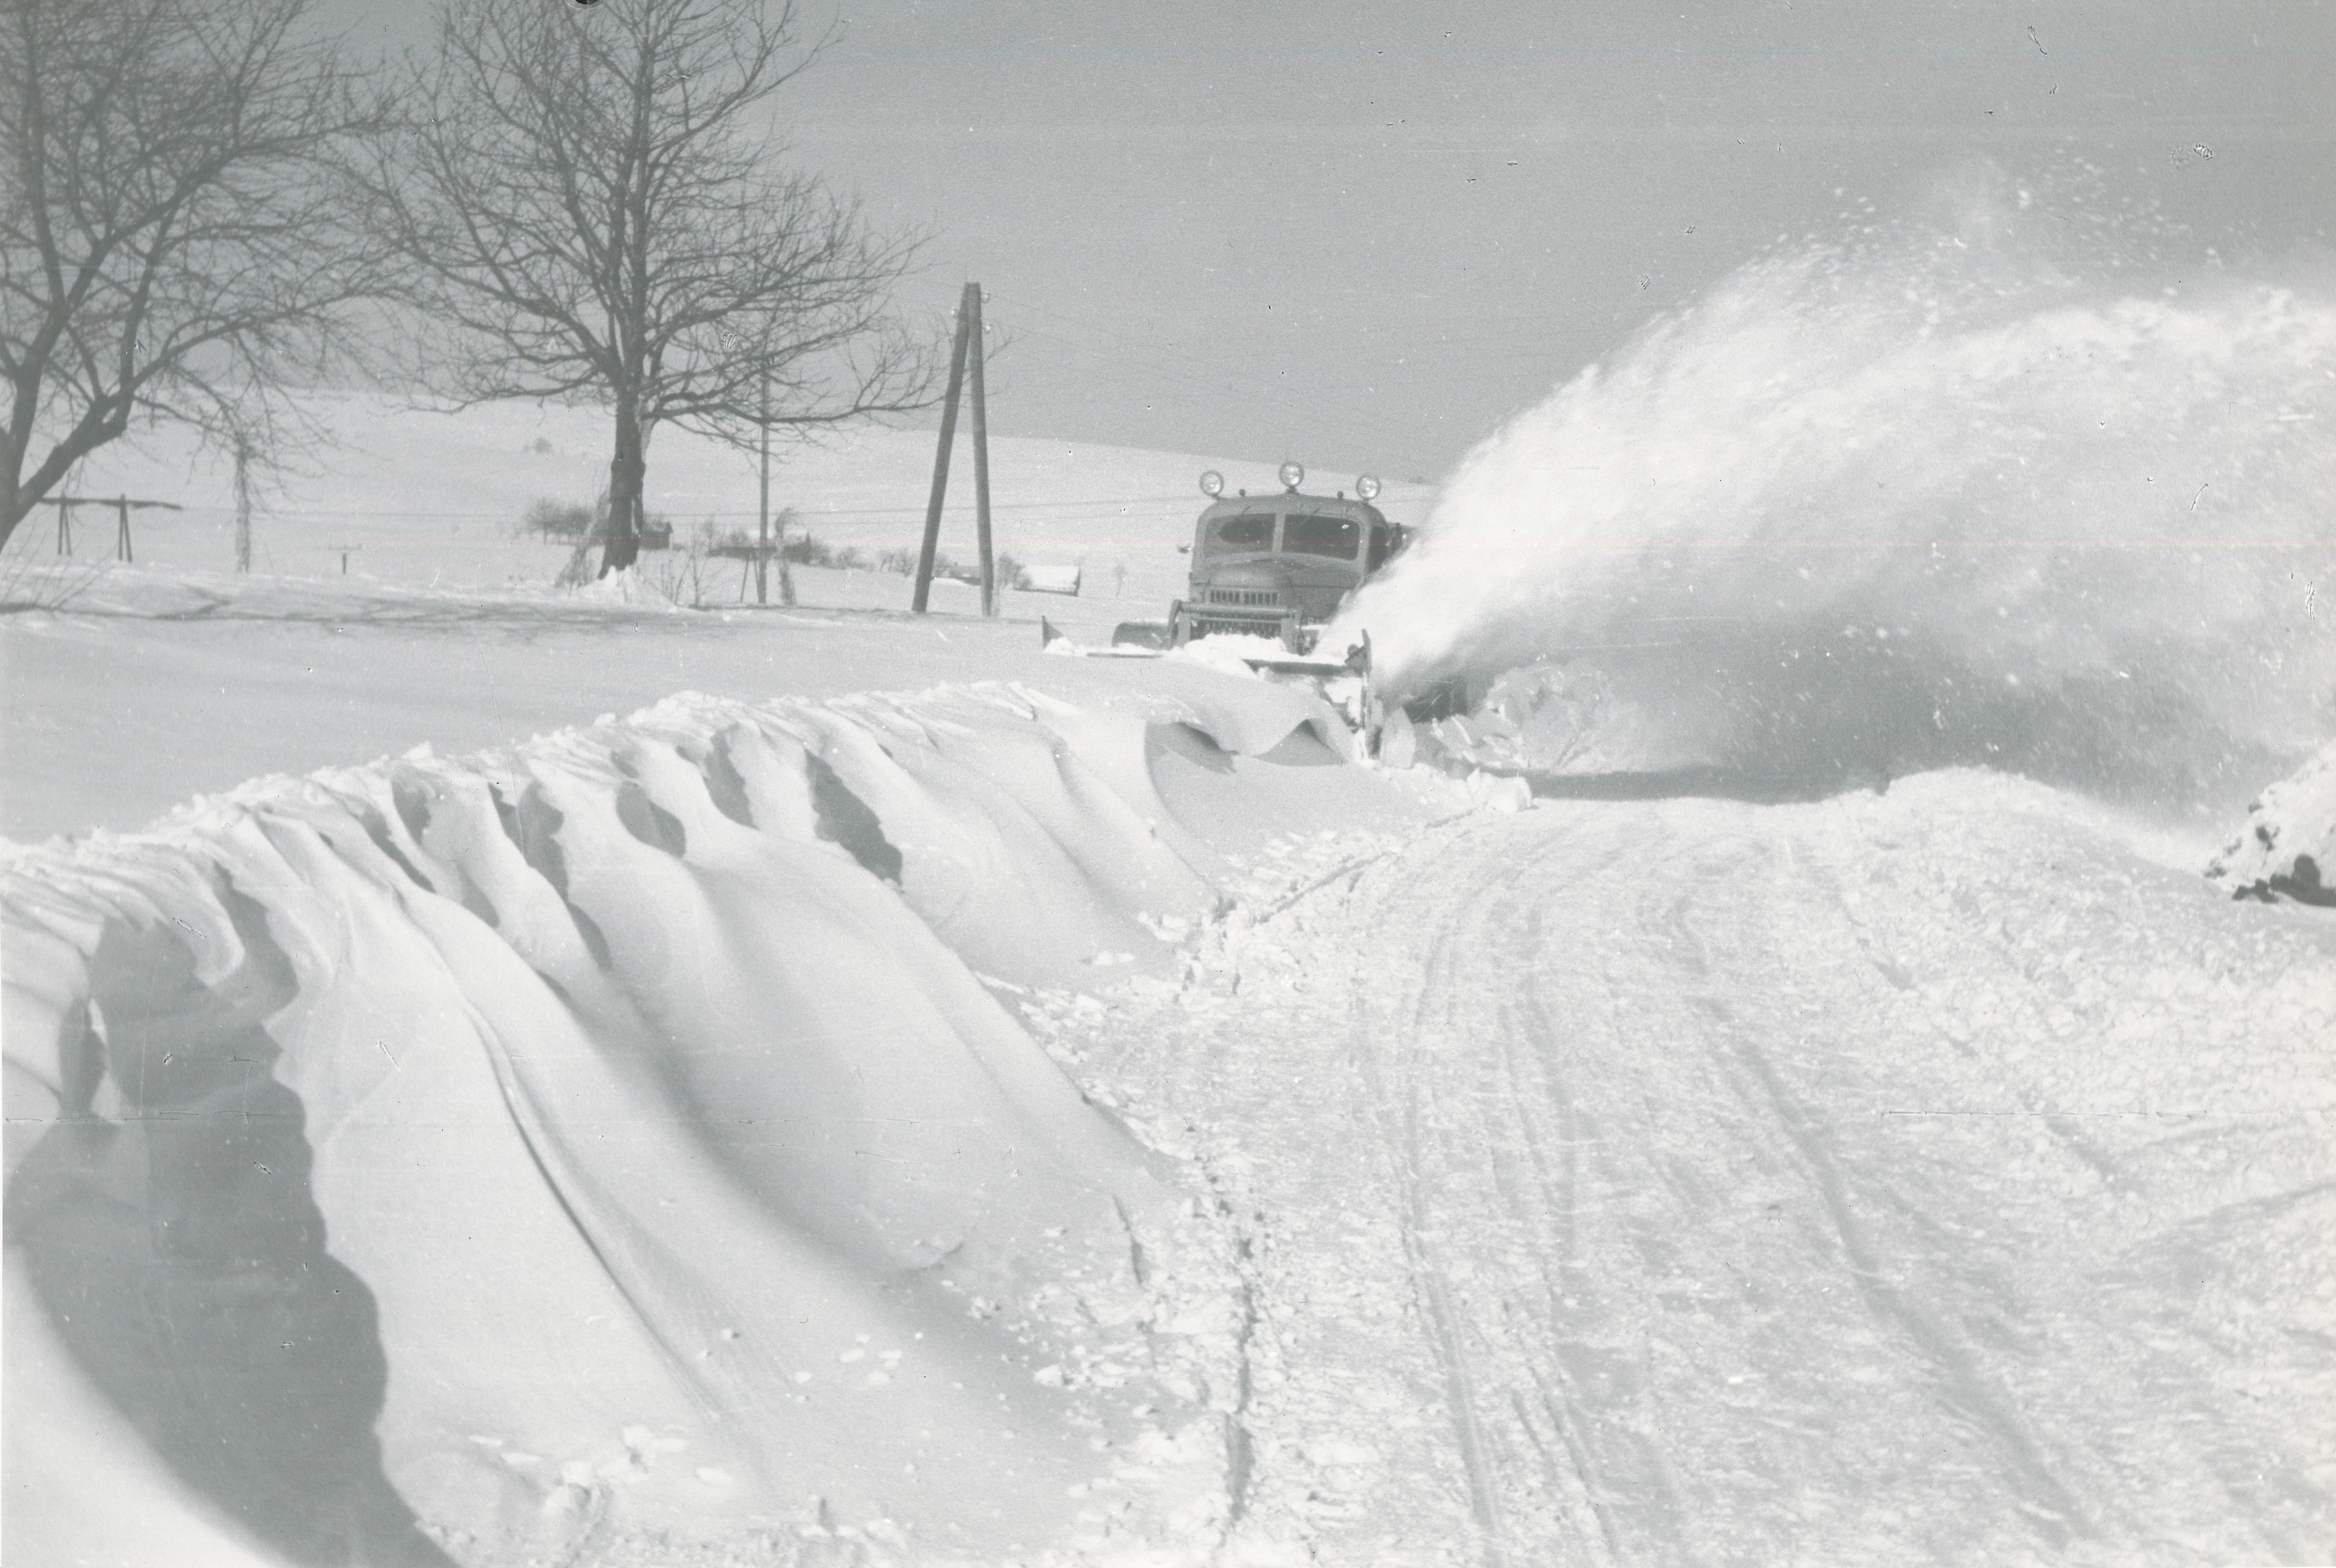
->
[912,283,995,615]
[913,287,974,613]
[234,442,254,572]
[757,378,771,605]
[967,286,995,615]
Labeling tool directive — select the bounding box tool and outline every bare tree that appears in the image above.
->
[365,0,931,576]
[0,0,387,549]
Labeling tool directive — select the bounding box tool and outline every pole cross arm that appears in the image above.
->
[37,496,184,511]
[37,496,183,561]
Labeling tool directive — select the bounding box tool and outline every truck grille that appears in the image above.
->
[1187,613,1285,640]
[1206,588,1282,608]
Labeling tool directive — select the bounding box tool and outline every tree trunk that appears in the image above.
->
[600,396,646,576]
[756,380,769,604]
[234,444,254,573]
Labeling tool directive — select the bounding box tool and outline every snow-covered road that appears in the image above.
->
[1068,773,2335,1566]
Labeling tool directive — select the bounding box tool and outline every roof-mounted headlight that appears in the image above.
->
[1199,469,1224,498]
[1278,460,1305,492]
[1355,474,1382,501]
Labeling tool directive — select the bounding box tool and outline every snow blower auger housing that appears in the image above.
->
[1112,463,1408,655]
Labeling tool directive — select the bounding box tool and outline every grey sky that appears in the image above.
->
[336,1,2336,479]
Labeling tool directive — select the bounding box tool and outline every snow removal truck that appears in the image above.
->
[1113,462,1408,655]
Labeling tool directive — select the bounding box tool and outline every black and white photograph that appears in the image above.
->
[4,1,2332,1563]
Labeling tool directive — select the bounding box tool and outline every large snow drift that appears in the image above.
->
[2,678,1423,1566]
[1333,171,2336,812]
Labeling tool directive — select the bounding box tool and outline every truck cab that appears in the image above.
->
[1172,463,1407,652]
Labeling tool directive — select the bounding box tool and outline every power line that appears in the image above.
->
[137,492,1251,522]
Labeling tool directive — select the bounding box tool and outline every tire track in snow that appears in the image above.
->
[1504,888,1701,1565]
[1137,780,2332,1562]
[1342,798,2123,1562]
[1717,1010,2095,1546]
[1485,898,1623,1564]
[1356,849,1533,1568]
[1644,828,2100,1549]
[1352,823,1702,1566]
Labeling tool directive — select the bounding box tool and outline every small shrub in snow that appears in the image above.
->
[874,546,987,584]
[519,498,594,540]
[703,523,761,560]
[770,526,869,572]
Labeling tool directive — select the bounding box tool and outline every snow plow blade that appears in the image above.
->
[1109,619,1175,651]
[1042,617,1164,658]
[1240,655,1352,677]
[1246,631,1371,681]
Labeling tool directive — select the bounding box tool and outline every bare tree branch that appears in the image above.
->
[357,0,934,575]
[0,0,392,546]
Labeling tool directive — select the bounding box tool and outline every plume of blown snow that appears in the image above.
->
[1335,167,2336,812]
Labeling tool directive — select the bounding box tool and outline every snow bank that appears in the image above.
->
[1331,169,2336,812]
[2210,741,2336,905]
[0,679,1407,1565]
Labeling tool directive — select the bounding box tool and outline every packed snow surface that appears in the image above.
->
[1332,173,2336,814]
[1051,774,2334,1564]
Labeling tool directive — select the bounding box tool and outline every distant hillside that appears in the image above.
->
[42,391,1434,597]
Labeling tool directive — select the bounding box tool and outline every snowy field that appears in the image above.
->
[0,401,1423,842]
[6,236,2335,1564]
[11,391,1429,635]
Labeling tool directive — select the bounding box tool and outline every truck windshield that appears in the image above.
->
[1282,513,1360,559]
[1210,514,1275,548]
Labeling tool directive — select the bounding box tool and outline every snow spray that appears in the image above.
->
[1335,167,2336,814]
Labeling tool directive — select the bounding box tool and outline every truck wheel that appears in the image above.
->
[1169,602,1190,647]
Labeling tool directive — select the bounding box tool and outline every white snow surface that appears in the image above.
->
[2,670,1454,1566]
[7,628,2329,1564]
[4,282,2331,1564]
[1043,773,2335,1564]
[0,565,1359,844]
